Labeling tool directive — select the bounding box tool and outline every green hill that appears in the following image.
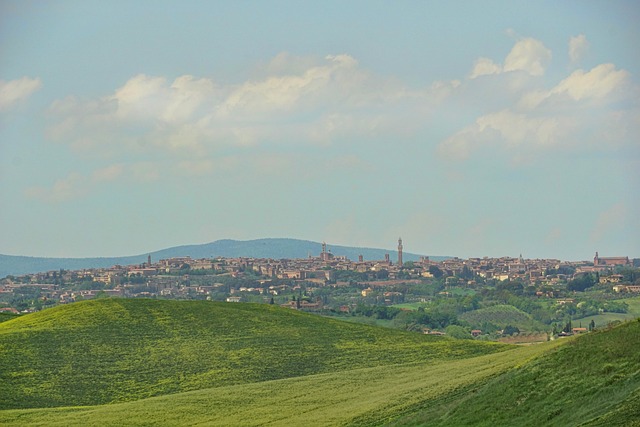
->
[0,298,505,410]
[459,304,547,331]
[0,342,558,427]
[390,319,640,426]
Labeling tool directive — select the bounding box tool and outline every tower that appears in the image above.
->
[398,237,403,267]
[147,254,152,267]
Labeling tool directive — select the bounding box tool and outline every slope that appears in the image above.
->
[390,319,640,426]
[459,304,547,331]
[0,342,559,427]
[0,298,506,410]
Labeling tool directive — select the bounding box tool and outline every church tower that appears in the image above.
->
[398,237,403,267]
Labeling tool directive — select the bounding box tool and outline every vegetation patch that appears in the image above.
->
[0,298,508,410]
[459,304,546,331]
[389,319,640,426]
[0,343,558,426]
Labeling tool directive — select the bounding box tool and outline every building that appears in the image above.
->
[594,252,630,267]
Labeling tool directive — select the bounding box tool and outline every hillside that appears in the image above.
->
[0,342,559,427]
[390,319,640,426]
[0,238,442,277]
[0,298,504,410]
[459,304,547,332]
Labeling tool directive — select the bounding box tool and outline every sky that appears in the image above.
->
[1,1,638,261]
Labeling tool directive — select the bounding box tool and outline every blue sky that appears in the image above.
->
[1,1,638,260]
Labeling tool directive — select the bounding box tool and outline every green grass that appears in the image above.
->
[0,342,559,426]
[0,312,20,323]
[0,298,508,410]
[459,304,546,331]
[391,302,428,310]
[390,319,640,426]
[574,296,640,328]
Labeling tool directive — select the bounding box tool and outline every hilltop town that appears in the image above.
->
[2,240,638,326]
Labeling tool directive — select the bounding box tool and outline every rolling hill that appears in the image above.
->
[390,319,640,426]
[0,238,444,277]
[0,298,503,410]
[459,304,548,332]
[0,299,638,426]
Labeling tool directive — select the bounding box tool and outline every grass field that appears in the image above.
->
[0,342,559,426]
[459,304,547,331]
[0,312,19,323]
[0,298,507,409]
[574,296,640,328]
[390,319,640,426]
[1,299,637,426]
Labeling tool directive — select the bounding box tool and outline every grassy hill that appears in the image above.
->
[0,312,19,323]
[0,298,505,410]
[459,304,547,331]
[390,319,640,426]
[2,299,636,426]
[0,342,560,426]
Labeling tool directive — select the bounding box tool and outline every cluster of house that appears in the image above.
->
[1,248,637,311]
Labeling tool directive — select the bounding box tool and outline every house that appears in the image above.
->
[226,296,241,303]
[471,329,482,337]
[572,327,588,334]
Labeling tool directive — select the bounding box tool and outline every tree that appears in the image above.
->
[567,273,596,292]
[589,319,596,331]
[563,319,573,333]
[429,265,444,278]
[269,297,275,305]
[445,324,473,340]
[503,325,520,336]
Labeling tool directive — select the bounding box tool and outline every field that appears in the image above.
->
[390,319,640,426]
[0,342,559,426]
[459,304,547,331]
[0,298,507,409]
[0,312,19,323]
[574,296,640,328]
[1,298,638,426]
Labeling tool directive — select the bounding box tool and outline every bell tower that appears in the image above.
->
[398,237,403,267]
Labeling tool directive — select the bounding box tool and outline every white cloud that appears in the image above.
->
[438,110,568,161]
[469,37,551,79]
[519,63,630,109]
[46,53,446,158]
[569,34,589,64]
[469,57,502,79]
[0,76,42,111]
[503,38,552,76]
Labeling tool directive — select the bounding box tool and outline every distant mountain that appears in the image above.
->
[0,238,448,277]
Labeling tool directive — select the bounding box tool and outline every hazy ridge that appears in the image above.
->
[0,238,446,277]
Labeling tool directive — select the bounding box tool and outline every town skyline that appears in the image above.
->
[1,1,638,260]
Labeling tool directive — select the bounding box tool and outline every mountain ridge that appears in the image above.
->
[0,238,449,277]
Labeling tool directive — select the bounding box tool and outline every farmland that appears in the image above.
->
[459,304,546,331]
